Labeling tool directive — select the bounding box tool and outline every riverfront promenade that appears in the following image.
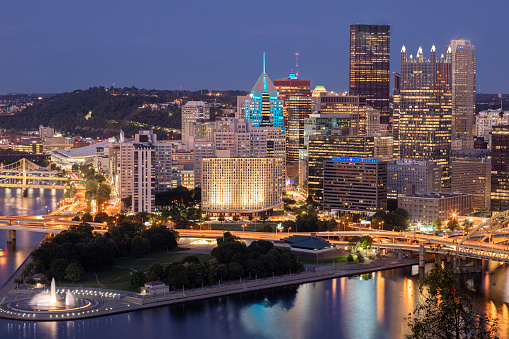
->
[0,257,418,321]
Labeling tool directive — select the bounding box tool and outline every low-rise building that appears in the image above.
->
[140,281,169,296]
[398,192,472,224]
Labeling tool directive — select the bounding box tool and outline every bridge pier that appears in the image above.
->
[7,230,16,243]
[435,253,441,265]
[419,244,425,268]
[474,259,483,273]
[22,189,28,197]
[397,248,403,261]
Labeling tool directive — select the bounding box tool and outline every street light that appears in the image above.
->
[242,224,246,233]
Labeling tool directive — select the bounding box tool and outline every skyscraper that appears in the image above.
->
[349,24,391,124]
[181,101,210,150]
[448,39,476,136]
[243,54,284,131]
[393,45,452,187]
[286,94,311,164]
[491,125,509,212]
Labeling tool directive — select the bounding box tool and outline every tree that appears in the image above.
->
[65,263,85,282]
[232,214,240,221]
[131,236,150,257]
[406,264,498,339]
[50,258,69,281]
[433,217,443,231]
[218,213,225,222]
[447,218,459,231]
[94,212,109,223]
[131,271,147,287]
[462,219,474,233]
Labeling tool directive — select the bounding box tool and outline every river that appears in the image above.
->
[0,187,508,339]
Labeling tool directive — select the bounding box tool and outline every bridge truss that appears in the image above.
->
[0,158,70,190]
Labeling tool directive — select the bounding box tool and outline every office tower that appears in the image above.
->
[387,159,441,199]
[308,134,374,202]
[273,72,311,98]
[451,158,491,211]
[448,39,476,136]
[243,54,284,130]
[398,193,472,224]
[181,101,210,150]
[349,24,391,124]
[119,130,173,213]
[476,109,509,140]
[323,157,387,214]
[374,135,394,158]
[490,125,509,212]
[201,157,284,215]
[393,45,452,187]
[366,106,380,136]
[303,113,352,147]
[313,91,367,135]
[286,94,311,164]
[298,150,309,192]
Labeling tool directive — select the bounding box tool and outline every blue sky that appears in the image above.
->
[1,0,507,93]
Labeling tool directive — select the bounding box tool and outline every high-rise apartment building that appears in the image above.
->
[393,45,452,187]
[243,54,284,130]
[181,101,210,150]
[119,130,173,213]
[448,39,476,136]
[451,158,491,211]
[323,157,387,214]
[308,134,375,202]
[387,159,441,199]
[476,109,509,140]
[491,125,509,212]
[349,24,391,124]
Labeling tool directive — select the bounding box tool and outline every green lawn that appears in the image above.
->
[297,255,355,265]
[60,252,212,292]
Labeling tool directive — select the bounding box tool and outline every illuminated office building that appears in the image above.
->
[201,157,284,215]
[303,113,352,147]
[243,54,284,131]
[323,157,387,214]
[349,24,391,124]
[285,94,311,163]
[181,101,210,151]
[451,158,491,211]
[308,134,374,202]
[273,72,311,98]
[313,92,366,135]
[491,125,509,212]
[387,159,441,199]
[393,44,452,187]
[448,39,476,136]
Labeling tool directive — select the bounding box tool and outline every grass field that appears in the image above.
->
[297,255,356,265]
[62,252,212,292]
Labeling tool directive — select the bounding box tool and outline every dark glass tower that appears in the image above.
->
[491,125,509,212]
[349,24,391,124]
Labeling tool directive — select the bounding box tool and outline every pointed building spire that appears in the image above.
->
[401,45,406,53]
[263,52,267,92]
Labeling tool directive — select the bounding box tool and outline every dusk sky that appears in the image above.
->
[1,0,508,94]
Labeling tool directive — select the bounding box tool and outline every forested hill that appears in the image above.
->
[0,87,247,139]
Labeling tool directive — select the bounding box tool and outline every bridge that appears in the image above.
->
[0,158,70,195]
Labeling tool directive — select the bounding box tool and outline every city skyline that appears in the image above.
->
[0,0,507,93]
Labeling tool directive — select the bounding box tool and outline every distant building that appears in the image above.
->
[349,24,391,124]
[374,135,393,159]
[475,109,509,140]
[201,157,284,215]
[491,125,509,212]
[181,101,210,150]
[38,125,54,142]
[387,159,441,199]
[312,92,366,135]
[366,106,380,136]
[398,192,472,224]
[308,134,374,202]
[451,158,491,211]
[285,94,311,164]
[140,281,169,296]
[303,113,352,148]
[323,157,387,215]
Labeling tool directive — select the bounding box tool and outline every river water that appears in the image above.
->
[0,187,508,339]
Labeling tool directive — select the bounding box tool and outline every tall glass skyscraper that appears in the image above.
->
[393,45,452,187]
[244,54,284,131]
[448,39,476,136]
[349,24,391,124]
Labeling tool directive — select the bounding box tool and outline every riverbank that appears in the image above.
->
[0,257,418,321]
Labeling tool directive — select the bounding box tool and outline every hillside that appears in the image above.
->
[0,87,247,139]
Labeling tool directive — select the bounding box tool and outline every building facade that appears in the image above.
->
[313,92,366,136]
[201,157,284,214]
[476,109,509,140]
[451,158,491,211]
[387,159,441,199]
[349,24,391,124]
[398,192,472,223]
[448,39,476,136]
[323,157,387,214]
[308,134,375,202]
[181,101,210,150]
[491,125,509,212]
[393,45,452,187]
[286,94,311,164]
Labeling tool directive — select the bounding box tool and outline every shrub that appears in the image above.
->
[347,254,354,263]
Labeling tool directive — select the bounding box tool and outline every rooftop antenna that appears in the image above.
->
[295,53,299,78]
[263,52,267,92]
